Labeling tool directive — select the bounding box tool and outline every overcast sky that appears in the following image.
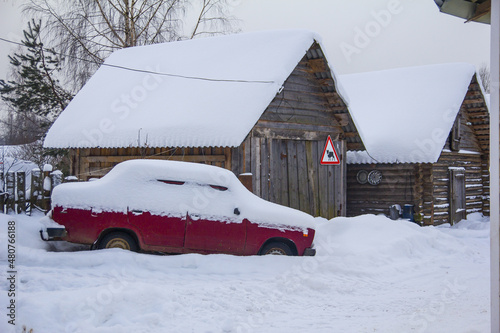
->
[0,0,491,80]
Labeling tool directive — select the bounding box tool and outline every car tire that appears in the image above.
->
[98,232,138,252]
[260,241,294,256]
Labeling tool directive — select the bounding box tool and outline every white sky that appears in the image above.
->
[0,0,491,79]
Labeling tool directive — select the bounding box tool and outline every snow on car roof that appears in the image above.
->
[340,63,476,164]
[51,160,315,231]
[43,30,344,149]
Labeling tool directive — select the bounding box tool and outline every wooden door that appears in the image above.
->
[449,168,466,224]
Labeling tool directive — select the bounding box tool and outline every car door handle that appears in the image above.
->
[131,210,143,216]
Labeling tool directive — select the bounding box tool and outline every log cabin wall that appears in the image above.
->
[462,75,490,217]
[346,75,490,226]
[431,101,487,225]
[415,164,434,226]
[346,164,418,218]
[432,151,484,225]
[346,107,487,226]
[481,155,490,216]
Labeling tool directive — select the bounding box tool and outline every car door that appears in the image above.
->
[183,184,246,254]
[127,179,187,249]
[127,210,186,248]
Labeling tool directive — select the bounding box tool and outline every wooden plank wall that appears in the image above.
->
[71,147,232,180]
[231,137,345,219]
[251,56,345,142]
[346,164,418,217]
[232,54,348,219]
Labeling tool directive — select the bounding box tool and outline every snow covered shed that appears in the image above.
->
[43,30,363,219]
[341,63,490,225]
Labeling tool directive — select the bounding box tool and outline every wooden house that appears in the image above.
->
[43,30,363,219]
[341,63,489,225]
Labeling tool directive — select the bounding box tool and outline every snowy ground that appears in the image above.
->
[0,212,490,333]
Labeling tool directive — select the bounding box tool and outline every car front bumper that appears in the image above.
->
[40,227,67,241]
[303,247,316,256]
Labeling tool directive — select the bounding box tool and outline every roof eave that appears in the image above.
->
[435,0,491,24]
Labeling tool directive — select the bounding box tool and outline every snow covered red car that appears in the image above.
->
[40,160,316,256]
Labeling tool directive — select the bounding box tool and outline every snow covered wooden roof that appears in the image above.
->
[341,63,478,164]
[44,30,347,149]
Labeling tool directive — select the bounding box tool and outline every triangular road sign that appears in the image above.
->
[320,136,340,165]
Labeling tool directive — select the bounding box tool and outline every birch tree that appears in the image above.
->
[24,0,239,89]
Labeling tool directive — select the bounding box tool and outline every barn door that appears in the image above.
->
[449,168,466,224]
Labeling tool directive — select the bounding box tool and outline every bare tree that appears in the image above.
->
[24,0,239,90]
[478,63,490,93]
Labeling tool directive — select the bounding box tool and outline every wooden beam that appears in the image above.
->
[343,132,359,138]
[466,0,491,23]
[466,90,484,97]
[334,114,349,126]
[307,58,328,73]
[463,98,485,104]
[467,107,489,112]
[347,142,365,150]
[224,147,232,170]
[82,155,227,164]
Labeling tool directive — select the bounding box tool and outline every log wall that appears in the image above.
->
[346,164,418,218]
[432,151,485,225]
[347,102,489,225]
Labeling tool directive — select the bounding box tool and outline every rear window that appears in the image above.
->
[158,180,227,191]
[158,180,185,185]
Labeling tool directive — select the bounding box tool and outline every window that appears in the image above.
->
[209,185,228,191]
[158,180,185,185]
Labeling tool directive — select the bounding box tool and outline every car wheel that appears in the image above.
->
[260,242,294,256]
[98,232,138,252]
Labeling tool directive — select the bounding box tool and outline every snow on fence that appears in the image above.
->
[0,164,67,214]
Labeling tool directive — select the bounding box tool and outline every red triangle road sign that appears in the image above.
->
[320,136,340,165]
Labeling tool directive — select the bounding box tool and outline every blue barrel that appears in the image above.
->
[402,204,414,221]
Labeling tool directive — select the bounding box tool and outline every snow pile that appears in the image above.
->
[0,212,490,333]
[52,159,316,230]
[44,30,346,149]
[0,156,38,177]
[316,215,466,258]
[340,63,476,164]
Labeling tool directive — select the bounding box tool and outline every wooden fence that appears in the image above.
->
[0,167,65,214]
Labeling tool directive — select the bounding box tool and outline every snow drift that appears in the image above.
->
[0,212,489,333]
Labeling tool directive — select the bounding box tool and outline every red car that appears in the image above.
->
[40,160,316,256]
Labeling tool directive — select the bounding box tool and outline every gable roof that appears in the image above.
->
[43,30,348,149]
[340,63,477,164]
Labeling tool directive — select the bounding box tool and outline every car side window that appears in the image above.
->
[158,180,185,186]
